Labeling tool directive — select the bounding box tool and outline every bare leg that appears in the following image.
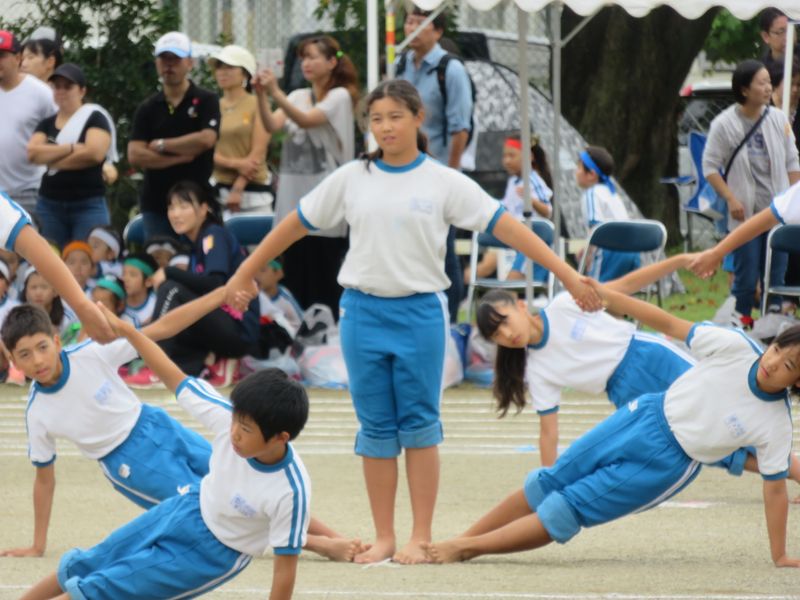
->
[308,516,341,538]
[394,446,440,565]
[461,489,533,538]
[538,412,559,467]
[354,456,398,564]
[425,513,552,563]
[305,534,368,562]
[19,573,63,600]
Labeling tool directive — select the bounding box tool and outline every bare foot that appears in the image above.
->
[422,539,476,564]
[354,537,395,564]
[393,539,430,565]
[306,535,366,562]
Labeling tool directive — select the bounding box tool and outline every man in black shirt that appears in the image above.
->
[128,31,219,240]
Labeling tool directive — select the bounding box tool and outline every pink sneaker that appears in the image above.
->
[204,358,239,388]
[123,366,162,389]
[6,364,26,386]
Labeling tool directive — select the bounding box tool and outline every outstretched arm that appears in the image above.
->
[689,208,778,278]
[588,280,693,342]
[225,210,309,309]
[14,226,115,343]
[605,253,696,296]
[491,212,602,312]
[269,555,298,600]
[764,479,800,567]
[97,304,185,393]
[141,286,225,342]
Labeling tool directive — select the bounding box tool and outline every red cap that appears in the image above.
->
[0,30,20,53]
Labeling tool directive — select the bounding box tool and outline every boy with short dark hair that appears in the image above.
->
[121,252,158,327]
[21,304,311,600]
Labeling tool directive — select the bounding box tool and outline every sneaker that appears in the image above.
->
[6,364,26,386]
[739,315,754,330]
[123,366,162,389]
[204,357,239,388]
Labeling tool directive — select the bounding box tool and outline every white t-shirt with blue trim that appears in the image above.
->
[298,154,504,297]
[771,180,800,224]
[525,292,635,413]
[0,192,32,251]
[123,291,156,328]
[176,377,311,557]
[581,183,629,228]
[664,324,793,479]
[25,339,141,466]
[501,171,552,219]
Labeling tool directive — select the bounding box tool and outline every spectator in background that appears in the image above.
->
[128,32,220,240]
[0,30,56,217]
[27,64,116,248]
[396,8,473,323]
[760,8,797,73]
[209,45,272,217]
[256,34,358,318]
[703,59,800,327]
[20,26,61,81]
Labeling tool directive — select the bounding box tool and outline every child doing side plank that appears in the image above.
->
[425,283,800,568]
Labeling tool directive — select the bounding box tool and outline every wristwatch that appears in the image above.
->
[156,138,166,154]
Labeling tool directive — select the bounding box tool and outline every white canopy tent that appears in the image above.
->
[365,0,800,305]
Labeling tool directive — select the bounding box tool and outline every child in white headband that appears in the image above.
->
[88,225,123,279]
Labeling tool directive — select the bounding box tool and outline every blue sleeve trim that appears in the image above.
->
[182,377,233,412]
[770,202,785,225]
[296,206,318,231]
[485,205,506,235]
[32,456,56,467]
[175,376,193,399]
[6,217,30,251]
[762,469,789,481]
[273,546,302,555]
[537,406,559,416]
[685,322,700,348]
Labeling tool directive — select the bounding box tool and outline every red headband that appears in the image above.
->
[504,138,522,150]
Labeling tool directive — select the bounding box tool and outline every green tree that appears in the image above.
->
[702,10,761,64]
[1,0,179,231]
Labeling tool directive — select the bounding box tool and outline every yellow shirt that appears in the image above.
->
[213,93,268,186]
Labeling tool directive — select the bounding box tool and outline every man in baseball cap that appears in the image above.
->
[154,31,192,59]
[0,30,21,54]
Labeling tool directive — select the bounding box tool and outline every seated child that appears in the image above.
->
[121,253,157,327]
[61,241,95,297]
[92,275,126,317]
[256,257,303,336]
[21,308,312,600]
[576,146,640,281]
[20,266,77,338]
[0,259,20,383]
[0,247,23,301]
[145,236,181,270]
[87,225,123,279]
[425,284,800,568]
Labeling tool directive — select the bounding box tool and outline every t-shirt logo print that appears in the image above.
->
[231,493,257,517]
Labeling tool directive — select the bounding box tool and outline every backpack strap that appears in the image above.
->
[436,54,454,144]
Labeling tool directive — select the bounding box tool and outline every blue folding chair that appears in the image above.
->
[761,224,800,315]
[578,219,667,305]
[464,218,555,323]
[224,214,273,247]
[122,214,145,247]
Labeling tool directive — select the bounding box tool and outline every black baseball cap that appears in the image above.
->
[49,63,86,87]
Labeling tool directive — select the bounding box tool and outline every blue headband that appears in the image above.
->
[580,150,615,195]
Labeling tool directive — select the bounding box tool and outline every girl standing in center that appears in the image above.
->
[226,80,600,565]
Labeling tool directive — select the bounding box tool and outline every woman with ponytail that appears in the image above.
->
[255,35,359,317]
[225,78,602,566]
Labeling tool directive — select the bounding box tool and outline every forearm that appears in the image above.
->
[142,286,225,342]
[532,199,552,218]
[28,143,74,165]
[711,209,778,259]
[447,131,468,169]
[32,470,55,553]
[257,92,283,133]
[128,145,188,169]
[49,146,105,170]
[235,211,309,283]
[705,172,735,202]
[601,286,692,341]
[162,131,216,156]
[120,322,186,392]
[764,480,790,564]
[273,89,313,128]
[232,175,249,192]
[606,254,692,295]
[165,268,226,295]
[268,557,297,600]
[213,151,237,171]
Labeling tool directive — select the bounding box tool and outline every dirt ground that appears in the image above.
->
[1,385,799,599]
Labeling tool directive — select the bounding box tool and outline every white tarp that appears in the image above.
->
[412,0,800,20]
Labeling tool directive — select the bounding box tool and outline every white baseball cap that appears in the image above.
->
[208,45,257,78]
[154,31,191,58]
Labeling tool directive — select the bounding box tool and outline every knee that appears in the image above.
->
[535,492,582,544]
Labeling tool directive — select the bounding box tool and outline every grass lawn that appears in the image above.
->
[661,267,731,323]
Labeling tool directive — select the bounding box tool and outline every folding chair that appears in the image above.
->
[578,219,667,304]
[122,214,145,247]
[464,218,555,323]
[224,214,273,247]
[761,224,800,315]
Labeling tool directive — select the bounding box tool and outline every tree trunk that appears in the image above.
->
[561,6,719,244]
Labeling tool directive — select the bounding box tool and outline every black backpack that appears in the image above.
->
[396,51,477,145]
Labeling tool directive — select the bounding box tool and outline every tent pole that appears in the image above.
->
[551,2,563,272]
[518,6,534,310]
[783,21,796,119]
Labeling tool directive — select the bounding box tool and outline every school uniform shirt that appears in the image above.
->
[771,179,800,224]
[259,285,302,338]
[123,291,156,328]
[525,292,636,413]
[176,377,310,556]
[97,260,123,279]
[664,324,793,479]
[25,339,141,466]
[501,171,553,219]
[298,154,504,297]
[0,192,32,250]
[0,295,19,329]
[581,183,628,228]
